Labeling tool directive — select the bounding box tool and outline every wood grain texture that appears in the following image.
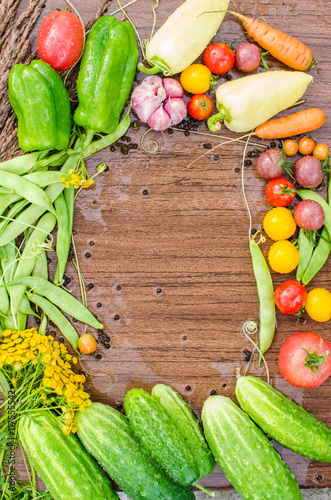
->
[4,0,331,492]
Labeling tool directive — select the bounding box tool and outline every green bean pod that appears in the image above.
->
[296,228,315,282]
[54,191,70,285]
[2,276,102,329]
[301,228,331,285]
[0,152,41,175]
[28,293,79,350]
[10,213,56,315]
[249,240,275,357]
[0,199,30,235]
[32,248,48,281]
[19,293,40,317]
[23,171,70,188]
[1,242,19,284]
[0,262,9,315]
[0,193,22,218]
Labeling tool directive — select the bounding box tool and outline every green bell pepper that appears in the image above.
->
[8,60,71,152]
[74,16,138,134]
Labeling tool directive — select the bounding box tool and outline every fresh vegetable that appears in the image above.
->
[202,396,302,500]
[296,228,315,283]
[255,108,326,139]
[274,280,307,314]
[229,11,315,70]
[140,0,231,76]
[293,200,325,231]
[78,333,97,354]
[131,76,186,131]
[37,10,85,71]
[249,240,276,356]
[75,403,195,500]
[263,207,296,241]
[74,16,138,134]
[294,156,323,188]
[203,43,235,74]
[278,332,331,388]
[151,384,215,480]
[208,70,313,133]
[266,177,295,207]
[124,388,198,486]
[306,288,331,322]
[283,139,299,156]
[313,142,330,161]
[268,240,300,273]
[256,148,284,179]
[8,60,71,152]
[180,64,213,94]
[187,94,213,120]
[19,410,118,500]
[235,43,261,72]
[298,136,316,155]
[235,376,331,462]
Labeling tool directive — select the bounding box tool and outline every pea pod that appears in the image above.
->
[296,228,315,282]
[0,199,30,235]
[249,240,275,357]
[53,191,70,285]
[0,151,42,175]
[32,248,48,281]
[23,171,70,188]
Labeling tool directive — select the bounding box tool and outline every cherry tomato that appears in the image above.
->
[187,94,213,121]
[78,334,97,354]
[274,280,307,314]
[313,143,330,161]
[283,139,299,156]
[306,288,331,322]
[203,43,235,75]
[38,11,85,71]
[265,178,296,207]
[298,136,315,155]
[263,207,296,241]
[180,64,212,94]
[268,240,300,273]
[278,332,331,388]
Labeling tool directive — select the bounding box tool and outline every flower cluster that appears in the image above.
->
[62,169,94,189]
[0,328,91,434]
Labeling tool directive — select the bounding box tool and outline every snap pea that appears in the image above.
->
[249,240,276,357]
[0,198,30,234]
[28,292,79,349]
[23,171,70,188]
[54,191,70,285]
[11,213,56,315]
[301,228,331,285]
[38,311,48,335]
[19,293,40,318]
[296,228,315,282]
[0,193,22,217]
[0,171,56,216]
[32,248,48,281]
[2,276,102,329]
[0,151,41,175]
[1,242,19,284]
[0,247,7,261]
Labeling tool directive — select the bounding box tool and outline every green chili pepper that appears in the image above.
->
[8,60,71,152]
[74,16,138,134]
[249,240,276,359]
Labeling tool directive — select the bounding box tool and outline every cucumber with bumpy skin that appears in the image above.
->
[19,410,118,500]
[124,387,199,486]
[152,384,215,479]
[75,402,195,500]
[236,376,331,462]
[202,395,302,500]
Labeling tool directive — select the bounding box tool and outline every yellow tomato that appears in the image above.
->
[180,64,212,94]
[78,334,97,354]
[263,207,296,241]
[313,143,330,161]
[268,240,300,273]
[283,139,299,156]
[306,288,331,322]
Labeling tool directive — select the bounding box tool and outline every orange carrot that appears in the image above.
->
[255,108,326,139]
[229,11,315,71]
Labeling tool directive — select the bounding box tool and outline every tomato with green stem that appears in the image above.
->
[278,332,331,388]
[180,64,216,94]
[266,177,296,207]
[274,280,307,314]
[203,43,235,74]
[187,94,213,121]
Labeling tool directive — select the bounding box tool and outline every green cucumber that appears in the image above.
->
[124,387,199,486]
[19,410,118,500]
[75,402,195,500]
[236,376,331,462]
[202,395,302,500]
[152,384,215,479]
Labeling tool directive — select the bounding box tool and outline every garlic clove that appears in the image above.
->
[163,78,184,98]
[164,97,187,126]
[147,105,172,131]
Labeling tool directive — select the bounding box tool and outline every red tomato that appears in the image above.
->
[278,332,331,388]
[38,11,85,71]
[274,280,307,314]
[187,94,213,121]
[266,178,296,207]
[203,43,235,75]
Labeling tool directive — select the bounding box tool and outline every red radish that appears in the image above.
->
[235,43,261,72]
[294,156,323,188]
[256,148,284,179]
[294,200,325,230]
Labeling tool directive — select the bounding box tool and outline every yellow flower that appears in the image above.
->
[43,378,52,388]
[41,393,47,400]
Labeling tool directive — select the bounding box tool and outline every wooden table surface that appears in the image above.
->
[8,0,331,492]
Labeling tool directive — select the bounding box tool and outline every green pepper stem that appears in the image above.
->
[138,62,162,75]
[194,482,215,497]
[207,105,232,133]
